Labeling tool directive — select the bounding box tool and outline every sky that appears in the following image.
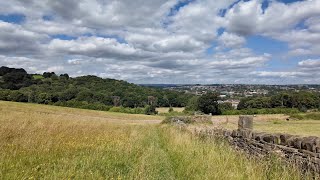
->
[0,0,319,84]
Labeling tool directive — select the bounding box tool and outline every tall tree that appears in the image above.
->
[198,92,221,115]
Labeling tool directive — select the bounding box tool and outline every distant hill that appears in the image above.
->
[139,84,180,88]
[0,66,192,112]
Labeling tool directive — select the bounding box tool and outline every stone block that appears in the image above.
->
[301,136,320,153]
[292,137,303,149]
[253,132,266,142]
[238,115,253,130]
[238,129,253,139]
[280,134,294,145]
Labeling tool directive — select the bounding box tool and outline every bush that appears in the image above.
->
[185,96,199,112]
[0,89,11,101]
[218,102,233,112]
[35,93,51,104]
[8,91,28,102]
[289,113,304,120]
[305,113,320,120]
[290,113,320,120]
[54,100,111,111]
[144,105,158,115]
[109,106,145,114]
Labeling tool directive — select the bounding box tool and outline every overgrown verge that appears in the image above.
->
[159,126,307,179]
[161,115,213,125]
[193,127,320,177]
[290,113,320,120]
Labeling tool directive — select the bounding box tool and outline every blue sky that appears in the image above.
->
[0,0,319,84]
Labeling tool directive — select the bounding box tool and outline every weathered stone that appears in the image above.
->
[238,129,253,139]
[301,136,320,153]
[223,130,232,137]
[238,115,253,129]
[262,134,274,143]
[277,144,299,153]
[285,136,300,147]
[291,137,303,149]
[192,115,212,124]
[192,126,320,175]
[231,130,239,138]
[299,149,319,158]
[253,132,266,142]
[280,134,294,145]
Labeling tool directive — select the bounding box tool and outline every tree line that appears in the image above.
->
[237,92,320,112]
[0,66,192,114]
[1,66,320,115]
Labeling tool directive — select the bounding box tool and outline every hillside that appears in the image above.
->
[0,101,304,179]
[0,66,192,113]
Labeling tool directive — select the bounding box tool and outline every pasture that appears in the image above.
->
[0,101,308,179]
[217,114,320,137]
[156,107,185,113]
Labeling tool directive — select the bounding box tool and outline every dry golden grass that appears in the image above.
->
[0,101,307,179]
[156,107,185,113]
[0,101,164,124]
[216,114,320,137]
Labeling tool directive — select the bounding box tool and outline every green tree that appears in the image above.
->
[198,93,221,115]
[218,102,233,112]
[185,96,199,112]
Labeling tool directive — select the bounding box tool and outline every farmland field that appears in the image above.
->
[0,101,307,179]
[156,107,185,113]
[216,114,320,137]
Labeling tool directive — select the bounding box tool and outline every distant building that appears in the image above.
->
[218,99,240,109]
[219,95,227,98]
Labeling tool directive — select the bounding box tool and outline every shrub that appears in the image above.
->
[81,103,111,111]
[8,91,28,102]
[290,113,320,120]
[305,113,320,120]
[144,105,158,115]
[54,100,111,111]
[109,106,145,114]
[185,96,199,112]
[0,89,11,101]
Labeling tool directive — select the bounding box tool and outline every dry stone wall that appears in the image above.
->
[164,115,212,124]
[193,116,320,174]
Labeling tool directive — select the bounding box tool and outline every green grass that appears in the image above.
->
[32,75,44,80]
[222,119,320,137]
[0,101,308,179]
[290,112,320,120]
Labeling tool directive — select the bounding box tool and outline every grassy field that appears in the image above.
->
[32,74,44,80]
[217,114,320,137]
[156,107,185,113]
[0,101,308,179]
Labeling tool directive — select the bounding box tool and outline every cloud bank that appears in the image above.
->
[0,0,319,84]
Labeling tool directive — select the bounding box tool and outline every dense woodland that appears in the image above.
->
[1,66,320,115]
[0,66,192,114]
[237,92,320,112]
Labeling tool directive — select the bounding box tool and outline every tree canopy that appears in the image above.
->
[0,66,192,111]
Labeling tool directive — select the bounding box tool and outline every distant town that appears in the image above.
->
[141,84,320,109]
